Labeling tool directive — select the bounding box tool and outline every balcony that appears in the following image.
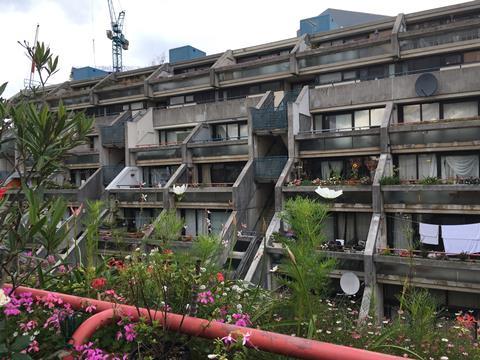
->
[153,97,257,128]
[172,186,233,209]
[64,152,99,168]
[254,156,288,182]
[188,139,249,162]
[113,190,164,207]
[297,41,391,72]
[382,184,480,213]
[217,58,290,85]
[96,85,144,103]
[389,118,480,152]
[151,71,210,96]
[135,146,182,165]
[297,128,381,157]
[374,253,480,292]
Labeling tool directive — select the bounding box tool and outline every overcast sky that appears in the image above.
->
[0,0,466,97]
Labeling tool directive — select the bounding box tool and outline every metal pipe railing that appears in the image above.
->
[6,285,407,360]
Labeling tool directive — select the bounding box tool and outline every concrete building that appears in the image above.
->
[7,0,480,320]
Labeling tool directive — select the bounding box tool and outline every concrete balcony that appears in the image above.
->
[374,254,480,293]
[151,71,211,97]
[297,128,381,157]
[309,65,480,110]
[389,118,480,153]
[134,146,183,166]
[153,97,258,128]
[382,184,480,214]
[96,84,144,104]
[64,152,100,169]
[171,186,233,210]
[188,139,249,163]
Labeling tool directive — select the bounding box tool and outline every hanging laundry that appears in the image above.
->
[419,223,439,245]
[441,223,480,254]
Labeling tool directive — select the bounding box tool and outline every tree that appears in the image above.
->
[0,42,93,290]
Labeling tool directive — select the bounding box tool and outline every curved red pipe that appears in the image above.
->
[7,286,406,360]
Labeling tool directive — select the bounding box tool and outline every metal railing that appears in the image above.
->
[64,153,99,165]
[251,90,299,131]
[102,165,124,187]
[254,156,288,182]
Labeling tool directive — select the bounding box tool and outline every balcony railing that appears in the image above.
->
[400,27,480,51]
[298,130,381,153]
[102,165,124,187]
[64,153,99,165]
[251,107,287,131]
[190,143,248,158]
[136,147,182,161]
[254,156,288,182]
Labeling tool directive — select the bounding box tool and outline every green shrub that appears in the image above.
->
[379,175,400,185]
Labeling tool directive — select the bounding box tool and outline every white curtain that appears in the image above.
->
[321,161,343,180]
[184,210,196,237]
[398,155,417,180]
[418,154,437,179]
[336,213,370,246]
[441,155,479,179]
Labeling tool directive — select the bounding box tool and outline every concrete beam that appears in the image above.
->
[210,50,236,87]
[391,13,405,59]
[162,163,187,210]
[90,72,116,105]
[144,63,173,98]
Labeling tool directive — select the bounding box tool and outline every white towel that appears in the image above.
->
[419,223,439,245]
[442,223,480,254]
[441,223,480,240]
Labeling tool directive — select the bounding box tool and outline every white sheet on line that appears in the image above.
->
[419,223,439,245]
[441,223,480,254]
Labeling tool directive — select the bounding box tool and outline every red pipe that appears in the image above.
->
[7,286,407,360]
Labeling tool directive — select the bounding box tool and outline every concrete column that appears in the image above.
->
[391,13,405,59]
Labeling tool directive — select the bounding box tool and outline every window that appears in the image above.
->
[443,101,478,119]
[316,107,385,132]
[159,128,192,145]
[324,113,352,131]
[400,103,440,123]
[212,122,247,140]
[397,154,437,180]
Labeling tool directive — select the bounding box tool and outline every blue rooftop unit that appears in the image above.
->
[169,45,206,63]
[71,67,109,81]
[298,9,388,36]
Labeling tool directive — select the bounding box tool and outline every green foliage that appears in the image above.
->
[276,197,335,334]
[84,200,103,269]
[151,209,184,245]
[191,234,222,264]
[281,196,329,247]
[379,175,400,185]
[418,176,441,185]
[399,289,438,345]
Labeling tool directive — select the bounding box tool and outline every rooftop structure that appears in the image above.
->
[298,8,389,36]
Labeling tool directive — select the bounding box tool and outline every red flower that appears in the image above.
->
[216,272,225,282]
[162,249,173,255]
[107,258,125,270]
[91,277,107,290]
[0,187,7,200]
[457,313,476,329]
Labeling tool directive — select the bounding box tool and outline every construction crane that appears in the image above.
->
[106,0,129,72]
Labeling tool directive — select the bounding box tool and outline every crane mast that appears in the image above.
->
[106,0,129,72]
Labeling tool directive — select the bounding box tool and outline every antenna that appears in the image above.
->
[106,0,129,72]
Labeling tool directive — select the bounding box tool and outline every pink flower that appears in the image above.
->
[232,313,251,327]
[85,303,97,313]
[351,332,361,340]
[197,291,214,304]
[221,333,236,346]
[47,255,56,264]
[20,320,37,332]
[58,265,67,273]
[116,331,123,340]
[27,340,39,353]
[242,332,252,346]
[41,293,63,309]
[4,302,20,316]
[124,323,136,342]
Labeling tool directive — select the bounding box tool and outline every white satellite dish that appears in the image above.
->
[340,272,360,295]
